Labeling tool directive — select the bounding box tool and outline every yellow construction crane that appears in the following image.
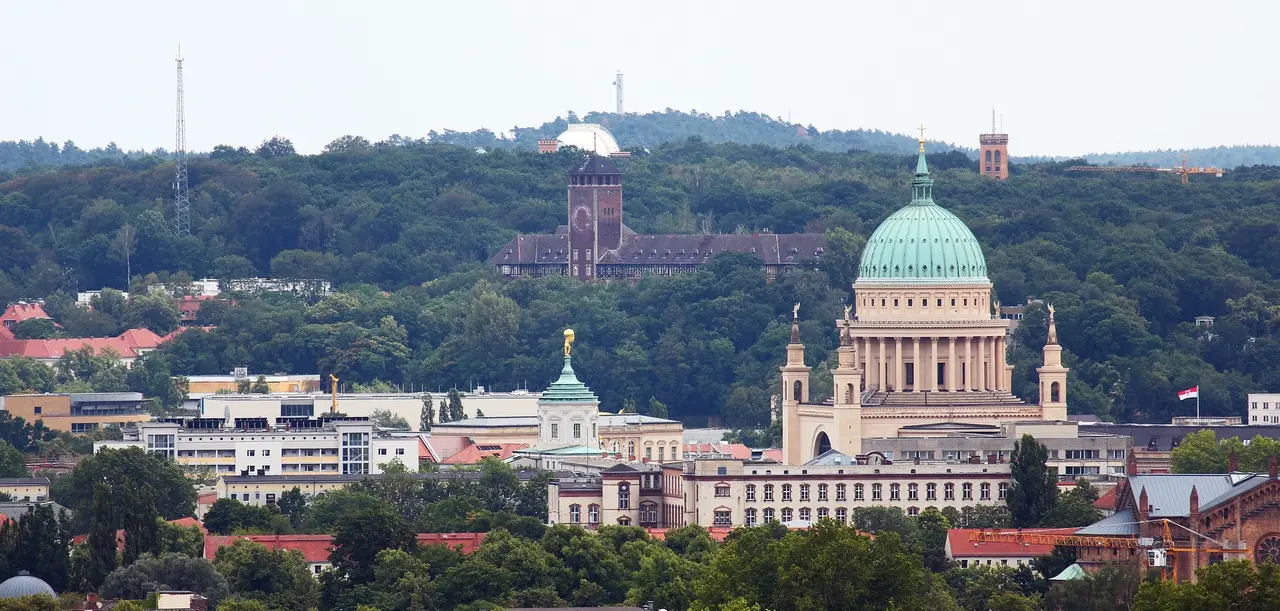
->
[1066,154,1226,185]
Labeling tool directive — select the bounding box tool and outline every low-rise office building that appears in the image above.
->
[4,392,148,432]
[193,391,541,429]
[1248,393,1280,425]
[96,418,419,477]
[215,469,543,506]
[0,477,50,502]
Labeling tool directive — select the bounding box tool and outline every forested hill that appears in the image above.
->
[0,136,1278,428]
[1075,145,1280,169]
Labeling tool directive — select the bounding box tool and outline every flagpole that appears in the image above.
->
[1196,391,1200,421]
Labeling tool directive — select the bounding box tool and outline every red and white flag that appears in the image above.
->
[1177,386,1199,401]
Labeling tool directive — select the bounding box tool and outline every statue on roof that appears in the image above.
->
[793,302,800,321]
[1046,304,1058,345]
[564,328,575,357]
[843,304,852,325]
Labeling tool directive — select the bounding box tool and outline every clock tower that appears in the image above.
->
[568,155,622,280]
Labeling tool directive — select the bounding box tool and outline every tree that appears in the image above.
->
[255,136,295,159]
[0,442,27,478]
[438,397,451,423]
[111,224,137,288]
[647,396,668,419]
[250,375,270,394]
[916,507,954,572]
[86,482,117,589]
[10,319,57,340]
[419,395,435,431]
[1007,434,1058,528]
[370,409,409,429]
[1170,430,1232,473]
[121,292,180,335]
[0,595,57,611]
[448,389,465,421]
[122,483,159,566]
[213,539,318,611]
[99,553,229,607]
[1041,480,1104,528]
[55,447,195,532]
[621,398,638,414]
[1046,564,1141,611]
[324,135,372,154]
[330,505,415,585]
[1132,560,1280,611]
[276,488,309,531]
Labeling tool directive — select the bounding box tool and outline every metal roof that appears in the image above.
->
[1127,474,1238,518]
[1074,506,1138,536]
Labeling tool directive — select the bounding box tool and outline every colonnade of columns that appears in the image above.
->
[856,335,1007,393]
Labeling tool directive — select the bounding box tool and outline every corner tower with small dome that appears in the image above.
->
[781,133,1072,464]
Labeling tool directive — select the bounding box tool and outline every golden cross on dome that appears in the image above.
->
[917,124,926,152]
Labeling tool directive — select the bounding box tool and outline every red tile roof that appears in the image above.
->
[117,328,164,349]
[682,443,752,460]
[1093,486,1119,511]
[442,443,529,464]
[0,328,169,360]
[203,532,487,563]
[1,303,50,324]
[946,528,1078,558]
[178,295,217,321]
[159,325,217,343]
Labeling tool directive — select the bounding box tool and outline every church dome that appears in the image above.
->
[556,124,621,156]
[857,149,988,284]
[0,572,56,599]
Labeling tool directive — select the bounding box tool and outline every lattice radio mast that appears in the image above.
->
[173,47,191,236]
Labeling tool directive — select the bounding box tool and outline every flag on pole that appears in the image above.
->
[1177,386,1199,401]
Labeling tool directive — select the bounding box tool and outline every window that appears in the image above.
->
[872,483,883,501]
[907,299,913,307]
[799,507,811,521]
[570,504,581,523]
[641,503,659,524]
[588,504,599,524]
[658,447,664,461]
[247,449,256,457]
[550,423,559,439]
[835,508,847,523]
[951,299,956,306]
[1065,466,1101,476]
[1065,449,1100,460]
[926,483,937,500]
[817,507,829,519]
[850,484,860,501]
[746,484,756,502]
[782,484,793,502]
[645,447,652,460]
[980,483,992,500]
[781,508,793,522]
[998,483,1009,500]
[907,506,919,517]
[890,483,900,501]
[818,483,829,501]
[962,483,974,501]
[396,448,404,455]
[764,508,776,523]
[713,510,732,526]
[800,484,811,501]
[618,483,631,510]
[764,484,775,502]
[937,299,942,307]
[745,508,757,526]
[574,423,582,439]
[944,483,955,501]
[33,406,41,414]
[71,422,99,433]
[715,484,731,498]
[378,448,387,455]
[894,299,899,307]
[908,483,919,501]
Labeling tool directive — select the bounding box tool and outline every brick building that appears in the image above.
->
[488,154,826,281]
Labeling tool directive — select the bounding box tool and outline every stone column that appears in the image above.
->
[894,337,903,392]
[968,337,978,391]
[996,336,1005,390]
[929,338,938,392]
[947,337,956,391]
[878,337,887,392]
[987,336,995,391]
[912,337,920,392]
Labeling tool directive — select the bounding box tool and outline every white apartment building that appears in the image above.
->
[95,419,418,477]
[1248,393,1280,425]
[194,391,541,429]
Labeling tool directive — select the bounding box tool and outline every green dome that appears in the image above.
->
[857,150,988,284]
[539,356,599,404]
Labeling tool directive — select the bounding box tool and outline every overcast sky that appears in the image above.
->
[0,1,1271,156]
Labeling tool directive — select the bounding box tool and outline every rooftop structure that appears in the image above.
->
[4,392,147,433]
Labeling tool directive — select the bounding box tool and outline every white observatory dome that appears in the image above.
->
[555,124,621,156]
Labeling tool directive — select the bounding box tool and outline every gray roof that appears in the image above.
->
[0,502,69,522]
[1127,474,1239,518]
[0,573,56,599]
[1198,474,1272,512]
[433,416,538,429]
[0,478,49,486]
[1075,506,1138,536]
[599,414,678,426]
[805,450,858,466]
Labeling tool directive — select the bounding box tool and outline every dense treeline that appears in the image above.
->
[0,131,1278,423]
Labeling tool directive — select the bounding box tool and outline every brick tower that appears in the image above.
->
[567,155,622,281]
[979,111,1009,180]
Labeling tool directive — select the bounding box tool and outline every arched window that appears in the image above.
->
[998,482,1009,500]
[944,483,955,501]
[745,508,758,526]
[764,484,775,502]
[835,507,847,523]
[618,483,631,509]
[980,483,992,501]
[763,508,775,523]
[845,383,854,404]
[908,483,919,501]
[962,483,974,501]
[889,483,900,501]
[588,504,599,524]
[872,483,883,501]
[817,507,829,519]
[907,506,920,517]
[793,380,802,401]
[1051,381,1061,402]
[799,507,811,521]
[781,507,793,522]
[985,150,993,163]
[800,484,811,501]
[837,484,848,501]
[926,483,937,501]
[995,150,1002,165]
[618,516,631,526]
[818,483,829,501]
[627,441,636,457]
[611,441,619,454]
[746,484,757,502]
[569,504,581,523]
[782,484,793,502]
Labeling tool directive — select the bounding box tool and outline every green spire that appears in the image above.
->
[540,355,599,403]
[910,146,934,205]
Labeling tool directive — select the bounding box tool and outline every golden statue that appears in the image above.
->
[563,328,576,357]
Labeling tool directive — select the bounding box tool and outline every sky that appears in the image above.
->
[0,1,1273,156]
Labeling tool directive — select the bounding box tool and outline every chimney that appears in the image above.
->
[1138,486,1149,520]
[1189,485,1199,516]
[1229,451,1239,473]
[1126,451,1138,476]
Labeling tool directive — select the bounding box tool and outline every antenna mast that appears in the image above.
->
[173,47,191,236]
[613,71,623,115]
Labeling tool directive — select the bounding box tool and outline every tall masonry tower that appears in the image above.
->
[567,155,623,281]
[978,110,1008,180]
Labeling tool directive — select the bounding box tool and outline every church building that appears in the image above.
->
[782,139,1069,464]
[488,148,827,281]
